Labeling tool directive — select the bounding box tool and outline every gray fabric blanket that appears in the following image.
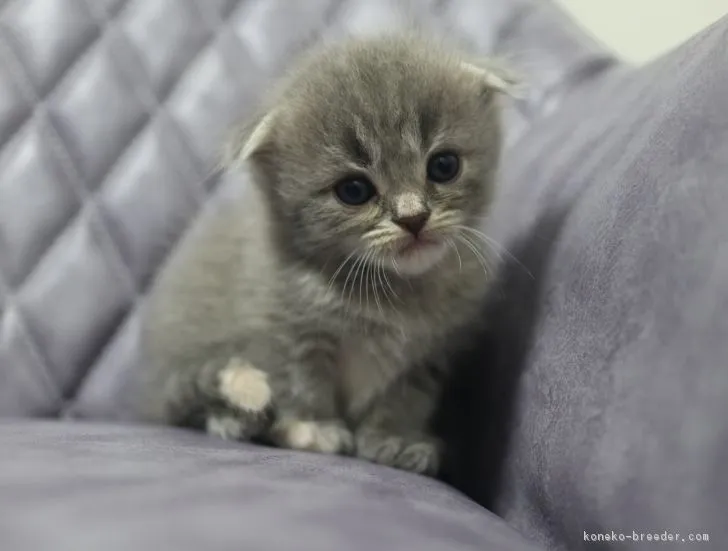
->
[1,1,726,550]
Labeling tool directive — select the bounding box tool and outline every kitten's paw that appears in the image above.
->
[217,358,272,412]
[355,429,442,476]
[269,419,354,455]
[206,414,245,441]
[205,407,272,441]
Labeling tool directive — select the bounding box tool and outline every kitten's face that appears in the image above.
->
[241,36,505,277]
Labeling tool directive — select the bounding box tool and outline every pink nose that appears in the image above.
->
[393,212,430,236]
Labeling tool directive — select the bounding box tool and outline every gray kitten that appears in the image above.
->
[142,34,510,476]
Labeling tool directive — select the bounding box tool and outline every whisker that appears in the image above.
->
[392,258,402,277]
[363,229,397,242]
[362,252,374,310]
[389,256,413,290]
[343,254,364,316]
[358,251,370,312]
[456,225,534,280]
[375,259,393,310]
[351,254,369,330]
[467,236,504,287]
[447,238,463,273]
[431,210,463,226]
[370,258,384,316]
[456,234,489,279]
[327,249,358,294]
[456,226,504,264]
[381,262,401,306]
[460,233,507,300]
[368,240,400,252]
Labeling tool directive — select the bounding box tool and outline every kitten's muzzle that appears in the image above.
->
[396,231,441,257]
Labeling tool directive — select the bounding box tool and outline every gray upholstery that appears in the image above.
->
[477,17,728,549]
[0,420,542,551]
[0,0,614,421]
[1,0,727,550]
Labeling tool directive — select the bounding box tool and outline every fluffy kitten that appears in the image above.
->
[142,34,510,476]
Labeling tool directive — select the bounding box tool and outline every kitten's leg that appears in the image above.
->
[260,331,354,456]
[204,357,274,440]
[354,363,445,476]
[154,356,273,441]
[267,417,353,455]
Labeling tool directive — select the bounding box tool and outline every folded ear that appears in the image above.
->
[460,61,521,98]
[224,110,277,168]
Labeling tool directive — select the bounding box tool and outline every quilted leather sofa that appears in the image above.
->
[2,1,727,550]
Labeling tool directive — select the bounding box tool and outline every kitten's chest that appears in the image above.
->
[336,324,431,417]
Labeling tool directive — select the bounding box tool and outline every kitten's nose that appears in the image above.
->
[393,212,430,236]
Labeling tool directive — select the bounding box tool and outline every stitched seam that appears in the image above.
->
[63,0,250,407]
[0,2,142,295]
[0,33,137,295]
[81,0,131,21]
[0,63,31,152]
[0,0,135,149]
[0,21,139,402]
[88,0,250,206]
[0,37,72,408]
[0,36,86,291]
[190,0,227,26]
[59,297,143,419]
[0,272,64,415]
[106,0,243,203]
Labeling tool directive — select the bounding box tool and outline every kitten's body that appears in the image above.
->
[143,34,508,475]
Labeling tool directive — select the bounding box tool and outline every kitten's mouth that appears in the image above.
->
[385,235,448,276]
[396,236,440,257]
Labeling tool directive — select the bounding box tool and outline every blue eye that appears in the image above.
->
[334,177,377,206]
[427,152,460,183]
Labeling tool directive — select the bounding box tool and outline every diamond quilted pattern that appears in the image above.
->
[48,33,151,187]
[166,28,258,166]
[0,303,62,416]
[199,0,242,21]
[62,305,144,419]
[330,0,424,37]
[0,40,30,140]
[0,122,80,286]
[16,208,135,396]
[122,0,212,99]
[98,117,203,289]
[86,0,129,18]
[1,0,98,95]
[0,0,615,418]
[231,0,340,74]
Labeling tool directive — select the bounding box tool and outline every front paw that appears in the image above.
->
[267,418,354,456]
[205,409,272,441]
[354,429,442,476]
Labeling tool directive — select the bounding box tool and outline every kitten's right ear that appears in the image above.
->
[224,110,277,168]
[460,60,523,99]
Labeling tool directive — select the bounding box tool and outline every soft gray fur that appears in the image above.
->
[142,34,508,476]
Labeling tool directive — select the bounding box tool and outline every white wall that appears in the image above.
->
[554,0,728,63]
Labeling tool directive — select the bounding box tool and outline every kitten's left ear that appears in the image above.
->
[224,110,278,168]
[460,61,521,98]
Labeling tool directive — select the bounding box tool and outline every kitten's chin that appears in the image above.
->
[387,240,449,277]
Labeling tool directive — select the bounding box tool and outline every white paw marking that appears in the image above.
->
[206,415,243,441]
[286,421,316,449]
[279,420,350,454]
[218,359,271,412]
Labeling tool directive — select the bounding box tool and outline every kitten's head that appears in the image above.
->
[230,34,512,277]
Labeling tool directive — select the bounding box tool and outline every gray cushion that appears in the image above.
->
[0,3,614,550]
[447,15,728,551]
[8,1,727,551]
[0,0,615,419]
[0,420,543,551]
